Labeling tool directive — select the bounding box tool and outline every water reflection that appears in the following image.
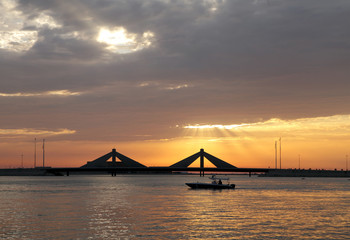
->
[86,182,136,239]
[0,176,349,239]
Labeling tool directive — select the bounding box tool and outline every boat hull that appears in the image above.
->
[186,183,235,189]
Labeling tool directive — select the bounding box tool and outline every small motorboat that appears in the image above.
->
[186,182,236,189]
[186,175,236,189]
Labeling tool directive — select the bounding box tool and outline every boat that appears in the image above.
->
[186,175,235,189]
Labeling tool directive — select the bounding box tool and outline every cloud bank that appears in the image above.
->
[1,0,350,142]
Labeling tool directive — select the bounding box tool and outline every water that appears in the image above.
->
[0,175,349,239]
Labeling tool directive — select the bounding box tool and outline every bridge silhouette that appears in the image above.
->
[170,148,237,176]
[47,148,270,176]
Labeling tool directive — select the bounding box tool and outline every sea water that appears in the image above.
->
[0,175,349,239]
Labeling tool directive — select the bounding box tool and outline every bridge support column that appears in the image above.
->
[200,148,205,177]
[200,149,204,169]
[112,148,117,163]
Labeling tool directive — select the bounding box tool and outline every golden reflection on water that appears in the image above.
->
[0,176,349,239]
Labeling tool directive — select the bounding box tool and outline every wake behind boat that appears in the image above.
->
[186,175,235,189]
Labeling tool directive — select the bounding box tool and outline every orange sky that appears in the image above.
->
[1,115,349,170]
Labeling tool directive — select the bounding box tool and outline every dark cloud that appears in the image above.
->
[1,0,350,141]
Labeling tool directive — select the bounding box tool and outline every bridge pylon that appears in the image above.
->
[81,148,146,168]
[169,148,237,176]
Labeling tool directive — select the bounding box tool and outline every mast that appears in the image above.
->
[279,137,282,169]
[34,138,37,168]
[42,139,45,168]
[275,141,277,169]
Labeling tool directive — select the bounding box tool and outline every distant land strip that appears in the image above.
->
[0,167,349,177]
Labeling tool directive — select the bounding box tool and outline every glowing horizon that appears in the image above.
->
[1,114,349,170]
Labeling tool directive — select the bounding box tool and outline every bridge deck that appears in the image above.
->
[47,167,270,174]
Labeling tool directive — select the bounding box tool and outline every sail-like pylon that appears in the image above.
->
[81,149,146,168]
[169,152,201,168]
[203,152,236,168]
[169,149,237,168]
[114,151,146,167]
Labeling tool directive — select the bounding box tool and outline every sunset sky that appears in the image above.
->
[1,0,350,169]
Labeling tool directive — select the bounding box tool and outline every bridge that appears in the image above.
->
[46,148,270,176]
[1,148,347,177]
[46,166,270,176]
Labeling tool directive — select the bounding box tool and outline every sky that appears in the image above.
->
[1,0,350,169]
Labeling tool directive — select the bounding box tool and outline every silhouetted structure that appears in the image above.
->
[81,148,146,168]
[170,148,236,175]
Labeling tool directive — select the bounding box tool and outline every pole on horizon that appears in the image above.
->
[275,141,277,169]
[279,137,282,169]
[346,154,348,171]
[42,139,45,168]
[34,138,37,168]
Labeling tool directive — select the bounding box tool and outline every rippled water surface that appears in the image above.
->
[0,175,349,239]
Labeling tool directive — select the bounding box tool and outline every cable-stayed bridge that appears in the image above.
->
[47,148,269,176]
[43,148,350,177]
